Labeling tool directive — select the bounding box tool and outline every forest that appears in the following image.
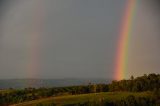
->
[0,73,159,106]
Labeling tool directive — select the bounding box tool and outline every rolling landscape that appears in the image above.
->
[0,0,160,106]
[0,74,160,106]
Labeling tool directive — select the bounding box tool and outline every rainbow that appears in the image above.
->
[114,0,137,80]
[26,1,44,78]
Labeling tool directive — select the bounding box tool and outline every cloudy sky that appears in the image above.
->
[0,0,159,79]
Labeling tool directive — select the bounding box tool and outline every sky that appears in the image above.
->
[0,0,160,79]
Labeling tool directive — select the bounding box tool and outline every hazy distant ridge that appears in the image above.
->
[0,79,111,89]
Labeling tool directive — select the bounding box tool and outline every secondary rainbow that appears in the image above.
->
[114,0,137,80]
[27,1,45,78]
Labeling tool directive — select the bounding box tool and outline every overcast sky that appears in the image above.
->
[0,0,160,79]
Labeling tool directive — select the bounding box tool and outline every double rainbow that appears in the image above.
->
[25,0,137,80]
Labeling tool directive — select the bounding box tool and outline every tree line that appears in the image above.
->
[0,73,159,106]
[109,73,160,92]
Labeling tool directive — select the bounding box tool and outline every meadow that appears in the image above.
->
[13,91,154,106]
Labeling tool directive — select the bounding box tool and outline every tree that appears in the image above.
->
[131,75,134,80]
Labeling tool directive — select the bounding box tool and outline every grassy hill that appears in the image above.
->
[13,91,153,106]
[0,74,159,106]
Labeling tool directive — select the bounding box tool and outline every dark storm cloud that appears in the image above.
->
[39,0,126,78]
[0,0,126,79]
[0,0,159,79]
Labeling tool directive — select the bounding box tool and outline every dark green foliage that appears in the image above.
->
[125,95,137,106]
[108,73,160,92]
[0,73,159,106]
[0,84,108,105]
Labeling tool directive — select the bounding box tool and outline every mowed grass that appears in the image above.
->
[13,91,153,106]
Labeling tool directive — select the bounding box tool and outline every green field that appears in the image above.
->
[13,91,153,106]
[0,89,15,94]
